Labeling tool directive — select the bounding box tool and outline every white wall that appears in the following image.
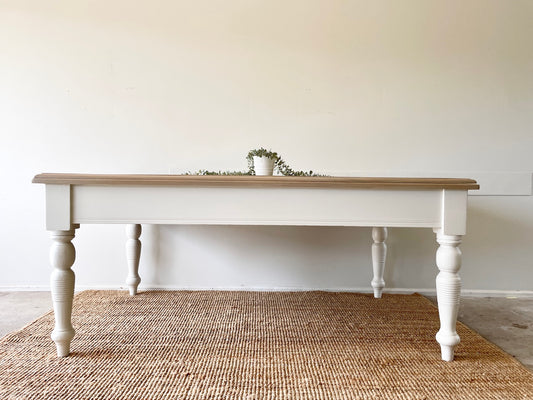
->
[1,1,532,293]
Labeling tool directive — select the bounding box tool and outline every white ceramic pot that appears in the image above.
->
[253,156,275,176]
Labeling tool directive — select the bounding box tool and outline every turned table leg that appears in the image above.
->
[371,227,387,298]
[50,227,77,357]
[126,224,142,295]
[434,229,462,361]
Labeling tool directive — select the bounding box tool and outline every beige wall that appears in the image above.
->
[1,1,532,292]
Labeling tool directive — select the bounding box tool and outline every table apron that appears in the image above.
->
[40,185,465,234]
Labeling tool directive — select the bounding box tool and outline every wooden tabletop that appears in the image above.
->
[32,173,480,190]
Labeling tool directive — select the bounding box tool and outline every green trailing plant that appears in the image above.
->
[274,157,316,177]
[247,147,319,176]
[187,148,322,176]
[187,169,252,176]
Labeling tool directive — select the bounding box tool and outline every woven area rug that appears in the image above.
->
[1,291,533,399]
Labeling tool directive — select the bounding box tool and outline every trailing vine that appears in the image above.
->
[187,148,322,176]
[191,170,252,176]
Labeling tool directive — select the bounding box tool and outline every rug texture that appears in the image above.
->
[1,290,532,400]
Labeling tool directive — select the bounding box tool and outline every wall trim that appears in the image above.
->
[1,285,532,297]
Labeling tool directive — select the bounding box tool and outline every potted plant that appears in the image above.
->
[188,148,321,177]
[246,148,279,176]
[246,148,317,176]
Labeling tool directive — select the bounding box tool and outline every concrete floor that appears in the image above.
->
[0,292,531,371]
[427,296,533,371]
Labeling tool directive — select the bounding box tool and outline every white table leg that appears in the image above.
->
[50,227,77,357]
[126,224,142,295]
[371,227,387,298]
[434,230,462,361]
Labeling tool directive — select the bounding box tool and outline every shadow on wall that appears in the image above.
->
[141,225,374,290]
[386,200,533,292]
[459,200,533,291]
[383,227,437,290]
[135,200,530,292]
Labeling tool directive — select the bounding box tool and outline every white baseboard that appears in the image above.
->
[1,285,532,298]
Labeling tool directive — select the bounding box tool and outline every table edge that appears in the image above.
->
[32,173,480,190]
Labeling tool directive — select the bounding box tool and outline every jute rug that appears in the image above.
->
[1,291,532,399]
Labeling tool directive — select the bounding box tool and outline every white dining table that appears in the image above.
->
[33,173,479,361]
